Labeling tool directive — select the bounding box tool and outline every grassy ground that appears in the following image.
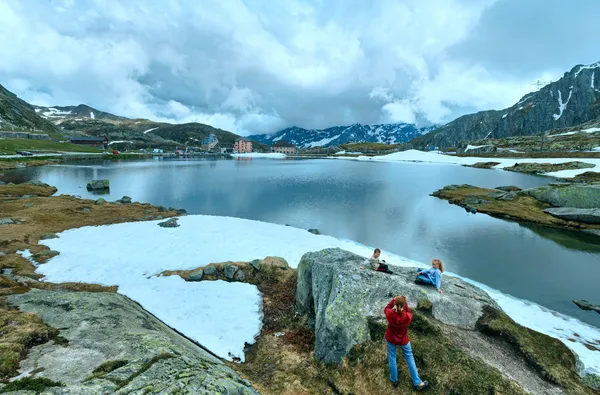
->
[0,183,181,381]
[477,306,598,394]
[229,269,527,395]
[431,185,600,231]
[0,138,102,155]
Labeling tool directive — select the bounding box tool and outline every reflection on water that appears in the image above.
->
[522,223,600,253]
[6,157,600,328]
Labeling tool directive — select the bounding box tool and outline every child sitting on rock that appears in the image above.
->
[362,248,393,274]
[415,259,444,294]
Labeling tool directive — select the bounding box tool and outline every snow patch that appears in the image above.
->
[552,89,572,121]
[574,61,600,79]
[41,108,72,118]
[35,215,600,374]
[272,133,285,142]
[502,113,507,119]
[143,127,159,134]
[306,135,341,148]
[339,149,600,179]
[592,71,595,89]
[551,127,600,137]
[464,144,492,152]
[90,112,95,119]
[108,140,133,145]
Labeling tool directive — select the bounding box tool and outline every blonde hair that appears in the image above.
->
[432,259,444,273]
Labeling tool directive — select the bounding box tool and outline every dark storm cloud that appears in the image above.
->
[0,0,597,135]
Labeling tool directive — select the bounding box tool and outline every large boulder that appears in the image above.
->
[86,179,110,191]
[544,207,600,224]
[296,248,498,364]
[523,184,600,208]
[7,289,258,394]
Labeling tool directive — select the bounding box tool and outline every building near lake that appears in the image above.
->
[271,140,297,154]
[234,137,253,153]
[201,133,219,150]
[67,136,108,149]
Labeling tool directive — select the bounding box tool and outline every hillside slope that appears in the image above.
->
[0,84,60,134]
[248,123,436,149]
[412,61,600,149]
[33,104,128,122]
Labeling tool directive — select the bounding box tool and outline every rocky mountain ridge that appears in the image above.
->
[412,61,600,149]
[248,122,437,149]
[0,84,60,135]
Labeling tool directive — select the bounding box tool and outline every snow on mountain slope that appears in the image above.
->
[248,123,437,148]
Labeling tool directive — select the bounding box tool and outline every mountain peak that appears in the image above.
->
[411,60,600,149]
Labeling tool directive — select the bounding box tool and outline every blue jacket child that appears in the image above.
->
[415,259,444,294]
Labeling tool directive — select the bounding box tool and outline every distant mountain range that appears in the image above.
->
[411,61,600,149]
[248,123,437,149]
[0,85,266,150]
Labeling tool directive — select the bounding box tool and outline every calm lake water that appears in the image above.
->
[6,157,600,328]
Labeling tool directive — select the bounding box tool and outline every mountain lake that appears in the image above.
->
[6,156,600,329]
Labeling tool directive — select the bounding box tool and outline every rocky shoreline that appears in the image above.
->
[432,183,600,234]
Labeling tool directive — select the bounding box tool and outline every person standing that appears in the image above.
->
[384,295,430,391]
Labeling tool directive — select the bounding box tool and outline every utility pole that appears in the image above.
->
[531,80,552,89]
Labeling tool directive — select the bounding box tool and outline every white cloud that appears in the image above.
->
[0,0,597,135]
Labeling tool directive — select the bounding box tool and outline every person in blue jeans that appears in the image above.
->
[415,258,444,294]
[384,296,430,391]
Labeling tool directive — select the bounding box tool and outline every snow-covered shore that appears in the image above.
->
[25,215,600,375]
[332,149,600,179]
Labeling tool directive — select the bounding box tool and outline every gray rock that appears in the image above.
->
[25,180,50,187]
[204,266,217,275]
[188,269,204,281]
[498,191,519,201]
[308,229,321,235]
[94,198,106,205]
[462,196,489,205]
[21,194,32,199]
[0,180,6,185]
[82,208,91,213]
[250,259,261,271]
[487,191,508,199]
[544,207,600,224]
[224,264,238,280]
[158,218,179,228]
[296,248,498,364]
[24,202,33,208]
[158,206,168,212]
[7,289,258,394]
[0,218,15,225]
[496,186,522,192]
[573,299,600,314]
[40,233,59,240]
[523,184,600,208]
[86,179,110,191]
[117,195,132,204]
[235,270,246,282]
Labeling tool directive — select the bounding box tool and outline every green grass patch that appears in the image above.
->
[477,306,595,394]
[0,138,101,155]
[85,359,129,382]
[0,377,64,393]
[115,353,176,389]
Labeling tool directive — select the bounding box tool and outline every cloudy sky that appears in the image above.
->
[1,0,598,135]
